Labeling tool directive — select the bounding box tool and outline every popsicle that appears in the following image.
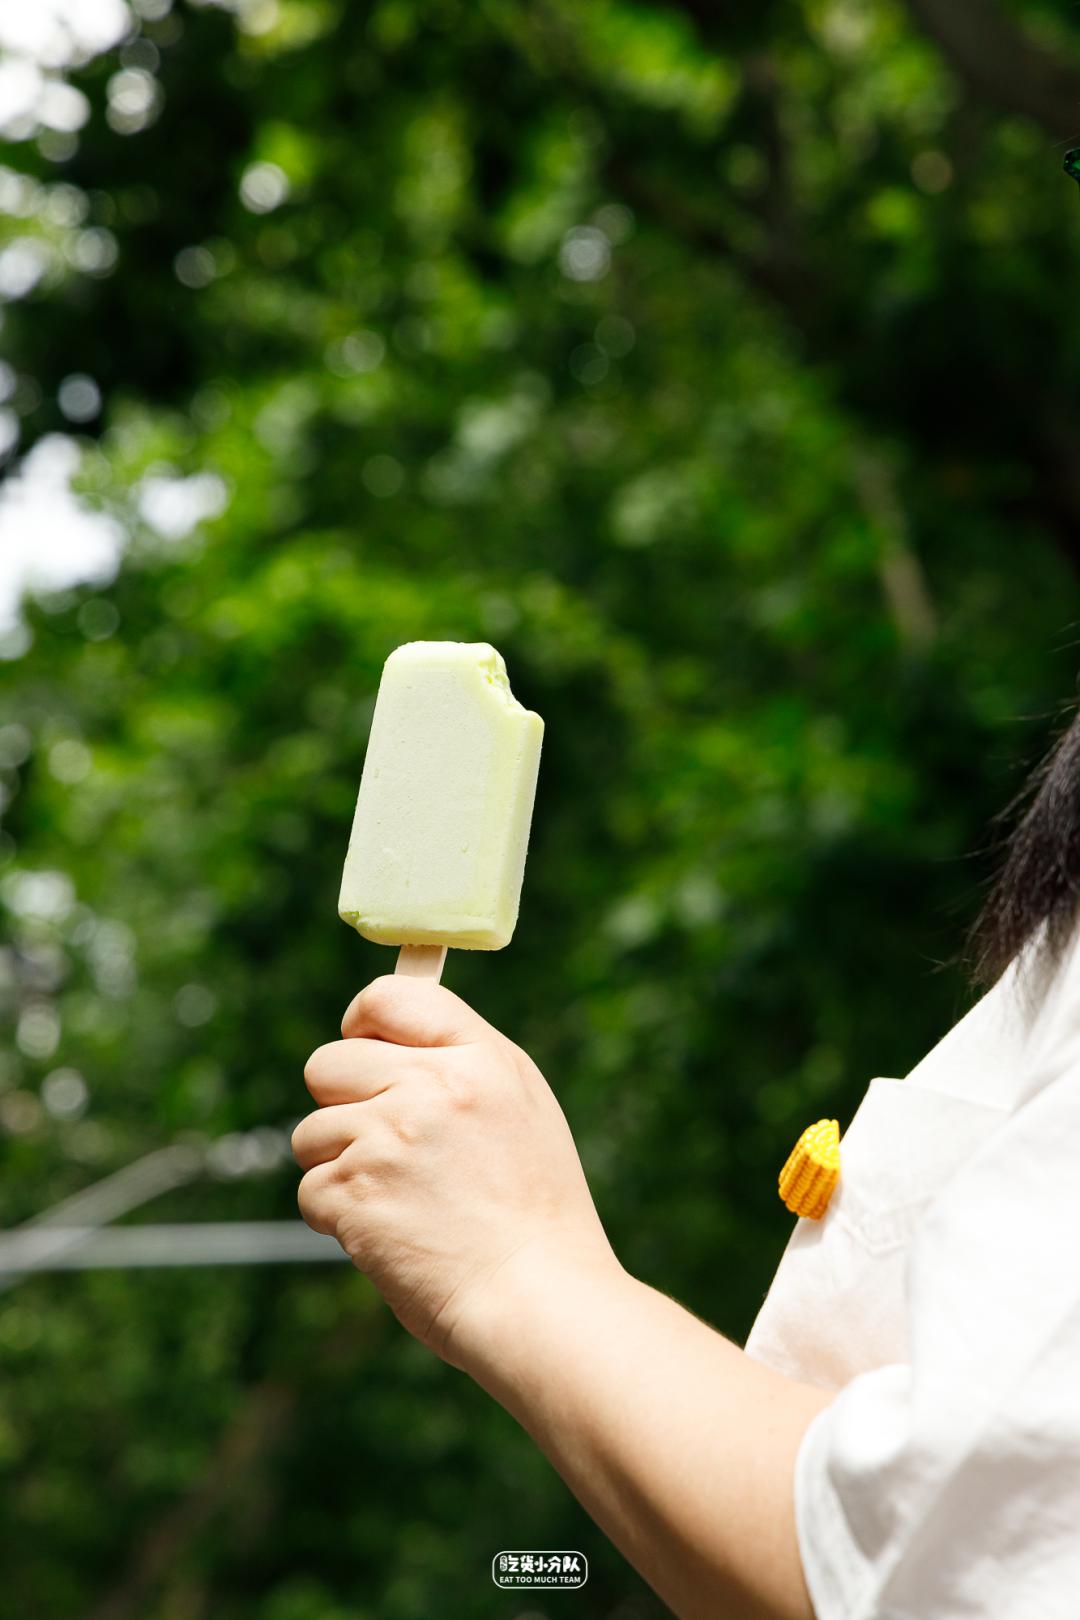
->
[338,641,544,983]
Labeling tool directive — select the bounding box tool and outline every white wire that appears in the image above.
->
[0,1143,207,1289]
[0,1125,342,1289]
[0,1223,347,1271]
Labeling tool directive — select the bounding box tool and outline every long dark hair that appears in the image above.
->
[967,707,1080,989]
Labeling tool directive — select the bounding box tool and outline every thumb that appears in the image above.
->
[340,974,493,1047]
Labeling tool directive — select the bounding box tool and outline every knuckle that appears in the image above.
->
[334,1214,368,1272]
[443,1072,480,1111]
[303,1042,339,1091]
[385,1101,430,1148]
[297,1172,332,1234]
[434,1054,483,1111]
[331,1140,368,1185]
[343,974,400,1034]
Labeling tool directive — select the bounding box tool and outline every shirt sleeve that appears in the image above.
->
[792,1045,1080,1619]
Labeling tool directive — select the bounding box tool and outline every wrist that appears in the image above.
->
[445,1231,631,1394]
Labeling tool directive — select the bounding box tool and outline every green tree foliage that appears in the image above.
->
[1,1,1079,1613]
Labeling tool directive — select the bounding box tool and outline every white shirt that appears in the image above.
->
[744,922,1080,1619]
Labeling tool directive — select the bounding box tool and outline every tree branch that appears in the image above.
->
[87,1379,296,1620]
[509,0,1080,579]
[903,0,1080,142]
[658,0,1080,144]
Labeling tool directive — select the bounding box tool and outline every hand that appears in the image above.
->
[292,975,617,1369]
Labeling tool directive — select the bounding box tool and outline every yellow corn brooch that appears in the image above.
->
[779,1118,840,1220]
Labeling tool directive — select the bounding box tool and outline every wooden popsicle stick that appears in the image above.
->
[394,944,447,983]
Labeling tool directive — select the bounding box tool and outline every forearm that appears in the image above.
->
[458,1248,833,1620]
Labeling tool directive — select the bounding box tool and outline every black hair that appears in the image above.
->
[966,707,1080,989]
[962,151,1080,993]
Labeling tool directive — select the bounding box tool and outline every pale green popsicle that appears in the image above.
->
[338,641,544,978]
